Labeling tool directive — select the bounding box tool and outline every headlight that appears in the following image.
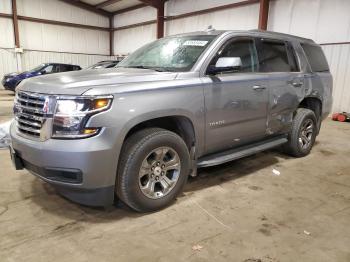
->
[52,96,113,139]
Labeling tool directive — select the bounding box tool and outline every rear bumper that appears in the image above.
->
[10,123,119,206]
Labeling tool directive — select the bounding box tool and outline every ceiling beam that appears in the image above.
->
[11,0,20,48]
[95,0,122,9]
[59,0,112,17]
[258,0,270,30]
[109,16,114,56]
[138,0,162,8]
[18,15,110,31]
[156,1,164,38]
[112,3,147,15]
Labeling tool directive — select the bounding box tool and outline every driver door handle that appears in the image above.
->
[252,85,266,91]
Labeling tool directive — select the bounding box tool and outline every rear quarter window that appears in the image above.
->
[301,43,329,72]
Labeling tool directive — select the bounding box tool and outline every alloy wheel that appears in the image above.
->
[139,147,181,199]
[298,119,314,150]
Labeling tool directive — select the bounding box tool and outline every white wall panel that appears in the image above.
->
[16,0,109,27]
[165,0,249,16]
[0,49,18,79]
[165,4,260,36]
[19,21,110,55]
[114,24,157,55]
[113,6,156,27]
[0,0,12,14]
[268,0,350,43]
[0,18,15,48]
[322,44,350,113]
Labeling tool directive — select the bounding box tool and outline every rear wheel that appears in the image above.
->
[116,128,190,212]
[283,108,317,157]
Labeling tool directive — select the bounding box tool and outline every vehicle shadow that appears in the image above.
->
[26,148,291,222]
[185,149,289,193]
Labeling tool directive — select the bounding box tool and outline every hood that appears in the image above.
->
[4,72,19,78]
[17,68,178,95]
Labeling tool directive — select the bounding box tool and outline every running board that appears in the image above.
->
[197,136,288,168]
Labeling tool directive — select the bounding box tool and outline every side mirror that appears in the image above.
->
[208,57,242,75]
[40,70,47,75]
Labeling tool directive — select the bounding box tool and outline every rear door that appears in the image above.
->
[256,39,304,135]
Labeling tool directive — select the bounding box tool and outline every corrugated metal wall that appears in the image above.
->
[165,0,259,35]
[113,6,157,54]
[322,44,350,113]
[0,0,114,79]
[17,0,110,54]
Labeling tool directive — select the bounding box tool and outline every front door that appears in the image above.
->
[202,38,269,154]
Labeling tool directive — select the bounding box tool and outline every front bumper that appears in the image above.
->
[2,79,16,91]
[10,123,119,206]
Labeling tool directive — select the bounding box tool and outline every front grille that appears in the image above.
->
[15,92,48,138]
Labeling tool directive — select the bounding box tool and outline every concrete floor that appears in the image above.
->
[0,89,349,262]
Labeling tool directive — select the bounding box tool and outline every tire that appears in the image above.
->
[116,128,190,212]
[283,108,317,157]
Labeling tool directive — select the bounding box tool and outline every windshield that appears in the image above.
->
[29,64,47,72]
[117,35,217,72]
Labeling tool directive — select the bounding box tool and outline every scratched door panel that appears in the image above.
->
[202,74,269,154]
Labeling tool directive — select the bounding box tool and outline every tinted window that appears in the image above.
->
[59,65,72,72]
[301,43,329,72]
[257,41,292,72]
[53,65,60,73]
[209,39,258,73]
[43,65,54,73]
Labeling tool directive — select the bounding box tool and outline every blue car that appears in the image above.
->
[2,63,81,91]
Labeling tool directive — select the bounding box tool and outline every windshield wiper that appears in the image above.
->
[124,65,174,72]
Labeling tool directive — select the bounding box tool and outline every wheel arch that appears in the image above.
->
[122,114,197,152]
[298,96,322,133]
[298,96,322,118]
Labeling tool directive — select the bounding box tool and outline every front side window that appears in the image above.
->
[257,41,293,72]
[117,35,217,72]
[43,65,54,74]
[208,39,258,73]
[30,64,46,73]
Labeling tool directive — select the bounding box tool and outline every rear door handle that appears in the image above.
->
[252,85,266,91]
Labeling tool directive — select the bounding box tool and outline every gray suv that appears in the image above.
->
[10,30,332,212]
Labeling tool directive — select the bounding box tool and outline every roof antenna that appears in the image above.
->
[205,25,215,32]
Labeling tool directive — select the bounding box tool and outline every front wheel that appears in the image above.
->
[283,108,317,157]
[116,128,190,212]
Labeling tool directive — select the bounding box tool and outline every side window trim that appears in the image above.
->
[286,42,300,72]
